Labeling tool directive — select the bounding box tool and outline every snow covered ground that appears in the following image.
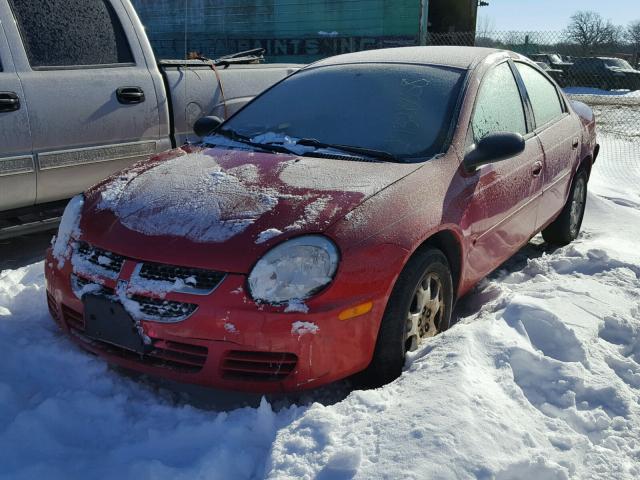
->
[1,134,640,479]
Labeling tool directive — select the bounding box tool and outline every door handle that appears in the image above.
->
[116,87,145,104]
[0,92,20,112]
[531,161,543,177]
[572,138,579,149]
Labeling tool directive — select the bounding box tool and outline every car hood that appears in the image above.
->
[80,146,420,272]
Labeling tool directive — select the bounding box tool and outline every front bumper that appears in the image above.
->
[44,243,392,393]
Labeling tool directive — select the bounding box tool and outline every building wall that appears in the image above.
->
[131,0,422,62]
[131,0,477,62]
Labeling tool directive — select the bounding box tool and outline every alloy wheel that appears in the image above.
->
[405,272,445,351]
[570,176,587,237]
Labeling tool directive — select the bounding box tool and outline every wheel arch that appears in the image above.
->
[410,228,464,301]
[578,153,594,180]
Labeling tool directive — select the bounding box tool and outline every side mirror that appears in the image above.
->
[464,132,525,171]
[193,116,223,137]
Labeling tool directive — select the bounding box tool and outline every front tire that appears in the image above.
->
[542,168,589,246]
[357,248,453,388]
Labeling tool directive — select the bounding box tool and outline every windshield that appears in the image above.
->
[221,63,466,160]
[604,58,632,69]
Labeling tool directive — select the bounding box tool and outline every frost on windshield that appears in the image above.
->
[96,153,279,243]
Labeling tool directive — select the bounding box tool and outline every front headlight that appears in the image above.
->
[248,235,339,304]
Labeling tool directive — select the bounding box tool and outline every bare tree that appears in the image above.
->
[565,11,620,52]
[628,20,640,66]
[627,20,640,48]
[476,15,496,37]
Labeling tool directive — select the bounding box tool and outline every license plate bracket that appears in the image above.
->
[83,294,148,354]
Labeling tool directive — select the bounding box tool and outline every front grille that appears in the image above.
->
[131,295,198,321]
[62,304,84,331]
[150,339,208,371]
[138,262,225,293]
[71,275,196,322]
[71,331,208,373]
[71,274,114,298]
[75,242,125,275]
[62,302,208,373]
[222,350,298,381]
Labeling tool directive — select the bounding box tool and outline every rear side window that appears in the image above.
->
[516,63,564,128]
[471,62,527,142]
[9,0,133,68]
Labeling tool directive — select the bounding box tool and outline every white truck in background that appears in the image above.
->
[0,0,300,239]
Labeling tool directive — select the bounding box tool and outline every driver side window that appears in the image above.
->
[471,62,527,143]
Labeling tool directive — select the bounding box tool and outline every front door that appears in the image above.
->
[4,0,162,204]
[0,22,34,211]
[462,61,545,284]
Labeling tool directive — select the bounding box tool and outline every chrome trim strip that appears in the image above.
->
[0,155,35,176]
[37,141,157,170]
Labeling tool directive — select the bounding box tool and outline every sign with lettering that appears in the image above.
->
[150,35,419,59]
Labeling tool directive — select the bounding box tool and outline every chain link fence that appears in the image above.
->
[134,8,639,166]
[425,31,640,176]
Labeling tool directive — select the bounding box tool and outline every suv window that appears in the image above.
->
[471,62,527,142]
[9,0,133,68]
[516,63,564,128]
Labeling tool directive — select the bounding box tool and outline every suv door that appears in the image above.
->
[463,61,545,283]
[515,62,582,231]
[4,0,161,204]
[0,20,34,211]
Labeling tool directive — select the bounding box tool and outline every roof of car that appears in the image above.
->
[310,46,511,70]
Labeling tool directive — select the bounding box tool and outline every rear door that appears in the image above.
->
[0,17,34,211]
[514,62,581,230]
[4,0,162,204]
[463,61,545,283]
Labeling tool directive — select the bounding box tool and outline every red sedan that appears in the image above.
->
[45,47,598,392]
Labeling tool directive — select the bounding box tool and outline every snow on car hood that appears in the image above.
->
[81,147,420,272]
[95,152,279,243]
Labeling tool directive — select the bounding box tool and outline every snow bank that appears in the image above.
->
[564,87,640,97]
[1,141,640,479]
[0,266,307,479]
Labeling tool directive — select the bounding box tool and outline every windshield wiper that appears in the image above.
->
[296,138,400,162]
[212,128,296,154]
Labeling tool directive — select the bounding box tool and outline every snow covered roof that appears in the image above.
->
[310,46,509,70]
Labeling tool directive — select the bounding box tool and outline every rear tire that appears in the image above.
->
[542,168,589,246]
[356,248,453,388]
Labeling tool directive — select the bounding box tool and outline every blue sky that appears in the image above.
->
[479,0,639,31]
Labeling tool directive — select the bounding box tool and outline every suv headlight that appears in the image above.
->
[248,235,339,304]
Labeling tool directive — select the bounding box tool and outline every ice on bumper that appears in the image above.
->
[248,236,339,304]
